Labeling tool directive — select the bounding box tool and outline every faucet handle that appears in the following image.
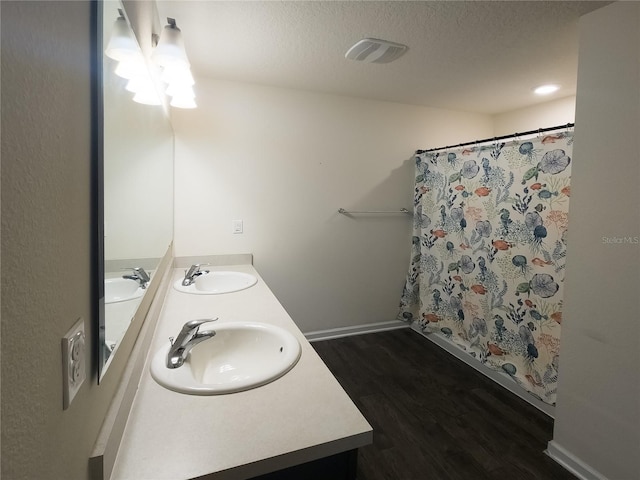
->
[190,263,210,270]
[184,318,218,330]
[122,266,149,276]
[192,263,210,274]
[122,267,151,286]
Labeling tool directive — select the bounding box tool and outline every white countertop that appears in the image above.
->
[110,265,372,480]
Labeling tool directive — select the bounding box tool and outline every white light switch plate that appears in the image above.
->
[232,219,243,234]
[62,317,86,410]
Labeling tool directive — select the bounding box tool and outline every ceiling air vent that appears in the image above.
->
[345,38,408,64]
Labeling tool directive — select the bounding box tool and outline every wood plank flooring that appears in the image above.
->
[312,328,575,480]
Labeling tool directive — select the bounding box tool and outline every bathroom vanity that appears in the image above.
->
[109,260,372,480]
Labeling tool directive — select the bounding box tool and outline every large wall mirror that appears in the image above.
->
[98,0,174,378]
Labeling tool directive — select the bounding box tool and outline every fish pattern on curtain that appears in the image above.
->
[398,132,572,405]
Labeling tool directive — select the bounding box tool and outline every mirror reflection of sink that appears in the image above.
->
[150,322,301,395]
[105,277,145,304]
[173,271,258,295]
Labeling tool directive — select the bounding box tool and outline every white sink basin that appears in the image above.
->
[173,271,257,295]
[150,322,301,395]
[105,278,145,304]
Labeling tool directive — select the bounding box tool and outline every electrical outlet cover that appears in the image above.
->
[62,317,86,410]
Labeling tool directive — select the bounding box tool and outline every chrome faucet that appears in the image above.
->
[166,318,218,369]
[122,267,150,289]
[182,263,210,286]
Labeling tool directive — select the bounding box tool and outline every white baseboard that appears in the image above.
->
[546,441,608,480]
[412,325,555,418]
[304,320,409,342]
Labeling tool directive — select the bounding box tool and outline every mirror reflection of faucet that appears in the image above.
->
[167,318,218,369]
[182,263,210,286]
[122,267,150,289]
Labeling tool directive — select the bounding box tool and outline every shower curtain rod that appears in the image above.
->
[415,122,574,154]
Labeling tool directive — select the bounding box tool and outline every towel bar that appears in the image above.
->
[338,208,410,214]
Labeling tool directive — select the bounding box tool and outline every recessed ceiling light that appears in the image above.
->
[534,84,560,95]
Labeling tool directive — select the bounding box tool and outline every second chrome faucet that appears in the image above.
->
[122,267,150,289]
[181,263,210,286]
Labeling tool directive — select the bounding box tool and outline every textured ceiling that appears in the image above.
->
[156,1,609,115]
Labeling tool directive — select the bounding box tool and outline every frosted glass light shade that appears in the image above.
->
[152,25,190,68]
[105,16,139,62]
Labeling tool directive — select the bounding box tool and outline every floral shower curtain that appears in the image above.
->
[398,131,572,405]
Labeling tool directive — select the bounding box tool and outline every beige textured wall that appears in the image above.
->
[551,2,640,479]
[171,78,494,333]
[2,2,115,478]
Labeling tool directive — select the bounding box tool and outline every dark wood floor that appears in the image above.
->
[312,328,576,480]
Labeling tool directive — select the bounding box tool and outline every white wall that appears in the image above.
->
[493,96,576,136]
[1,2,121,479]
[549,3,640,479]
[172,79,493,332]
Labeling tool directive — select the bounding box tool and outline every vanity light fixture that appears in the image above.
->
[533,84,560,95]
[104,10,139,63]
[105,12,196,108]
[152,17,197,109]
[152,18,190,68]
[105,10,162,106]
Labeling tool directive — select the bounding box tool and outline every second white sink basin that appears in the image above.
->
[174,271,258,295]
[150,321,301,395]
[105,278,145,304]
